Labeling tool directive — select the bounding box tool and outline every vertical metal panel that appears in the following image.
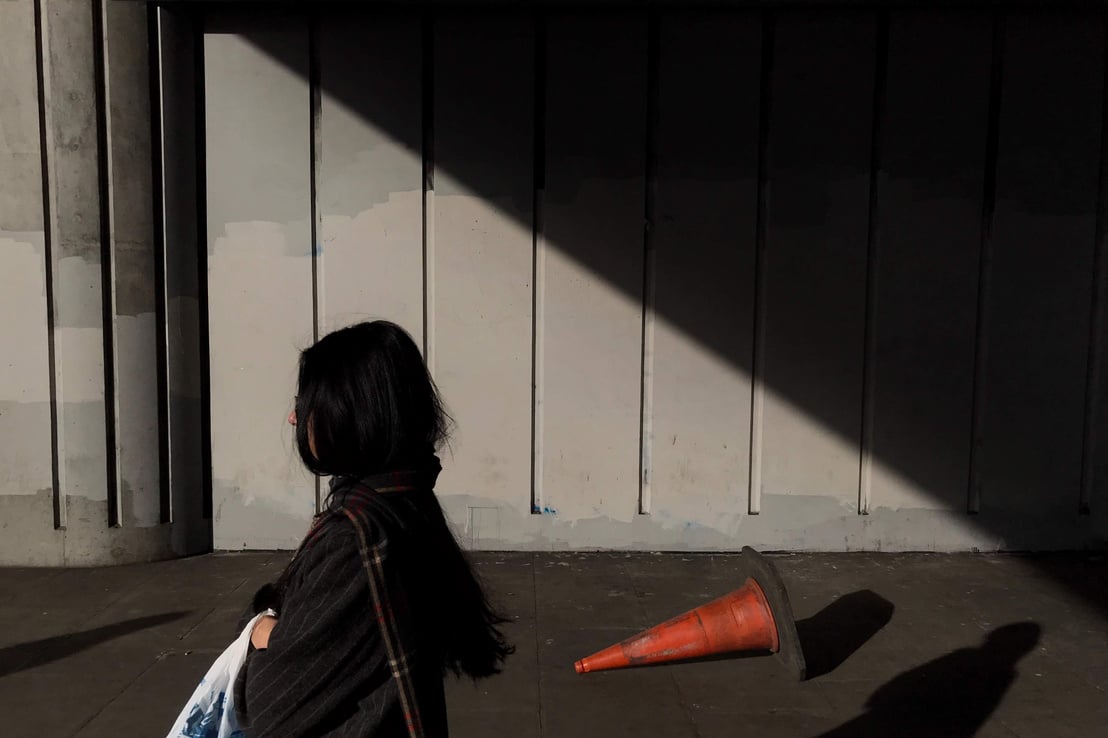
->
[195,15,212,525]
[757,12,876,508]
[648,12,760,535]
[150,5,170,526]
[432,15,534,545]
[308,16,320,352]
[638,12,659,517]
[308,14,321,515]
[316,13,424,342]
[530,15,547,517]
[422,15,435,369]
[204,16,314,549]
[980,12,1103,540]
[968,14,1006,515]
[1081,17,1108,519]
[748,13,774,516]
[0,0,61,563]
[539,14,647,528]
[157,4,211,554]
[868,11,992,513]
[857,11,889,515]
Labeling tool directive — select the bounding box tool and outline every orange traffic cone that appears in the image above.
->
[574,547,806,680]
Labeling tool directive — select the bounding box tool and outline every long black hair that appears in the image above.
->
[294,320,513,678]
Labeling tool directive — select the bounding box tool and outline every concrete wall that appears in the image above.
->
[197,6,1108,552]
[2,4,1107,562]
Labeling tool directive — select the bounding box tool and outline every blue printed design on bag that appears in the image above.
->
[182,692,225,737]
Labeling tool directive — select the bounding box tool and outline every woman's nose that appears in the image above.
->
[288,409,297,426]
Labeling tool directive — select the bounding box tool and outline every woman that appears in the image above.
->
[233,320,513,737]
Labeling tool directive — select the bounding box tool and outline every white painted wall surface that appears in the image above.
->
[536,15,648,533]
[432,17,536,547]
[648,13,761,540]
[204,21,316,549]
[317,14,425,342]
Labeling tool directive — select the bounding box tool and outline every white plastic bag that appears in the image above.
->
[166,609,275,738]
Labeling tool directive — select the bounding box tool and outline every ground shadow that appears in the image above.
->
[798,590,895,680]
[816,621,1042,738]
[0,612,189,679]
[1018,552,1108,613]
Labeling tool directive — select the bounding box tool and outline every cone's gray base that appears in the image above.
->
[739,546,807,681]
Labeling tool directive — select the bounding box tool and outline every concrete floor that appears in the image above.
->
[0,551,1105,738]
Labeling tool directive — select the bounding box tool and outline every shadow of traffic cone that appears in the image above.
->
[574,547,806,680]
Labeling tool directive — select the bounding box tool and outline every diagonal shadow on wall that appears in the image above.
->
[181,4,1106,616]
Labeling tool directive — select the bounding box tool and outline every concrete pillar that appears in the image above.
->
[0,0,202,565]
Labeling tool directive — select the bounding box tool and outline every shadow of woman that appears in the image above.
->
[816,622,1042,738]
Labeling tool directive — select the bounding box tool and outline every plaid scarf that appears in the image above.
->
[327,457,443,514]
[288,457,443,552]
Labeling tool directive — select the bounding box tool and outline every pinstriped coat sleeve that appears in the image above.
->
[234,521,404,737]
